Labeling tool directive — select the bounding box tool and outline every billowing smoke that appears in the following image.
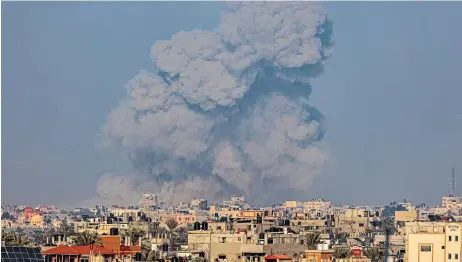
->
[96,1,334,206]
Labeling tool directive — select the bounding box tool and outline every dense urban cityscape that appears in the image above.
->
[3,173,462,262]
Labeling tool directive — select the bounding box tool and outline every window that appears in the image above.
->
[457,236,459,242]
[456,253,459,259]
[421,245,432,252]
[450,236,453,241]
[449,253,452,259]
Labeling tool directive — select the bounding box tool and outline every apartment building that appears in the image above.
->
[407,223,462,262]
[188,220,305,262]
[303,199,331,213]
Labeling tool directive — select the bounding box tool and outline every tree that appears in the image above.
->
[305,233,321,250]
[193,258,205,262]
[381,217,396,262]
[1,212,13,220]
[123,227,146,245]
[72,231,102,246]
[44,216,52,227]
[59,218,74,240]
[32,230,47,246]
[176,227,188,245]
[336,232,349,245]
[2,231,30,246]
[165,218,179,232]
[363,246,384,262]
[333,247,352,259]
[165,217,180,249]
[148,221,161,238]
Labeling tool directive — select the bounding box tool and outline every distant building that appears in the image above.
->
[191,199,208,210]
[139,194,158,208]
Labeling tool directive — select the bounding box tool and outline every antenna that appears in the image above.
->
[450,168,456,197]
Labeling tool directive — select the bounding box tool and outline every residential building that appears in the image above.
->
[406,223,462,262]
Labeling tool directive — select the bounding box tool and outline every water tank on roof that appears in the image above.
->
[110,228,119,236]
[259,233,265,240]
[162,243,169,252]
[201,221,208,231]
[194,222,201,230]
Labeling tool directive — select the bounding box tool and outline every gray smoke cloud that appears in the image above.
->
[95,1,334,206]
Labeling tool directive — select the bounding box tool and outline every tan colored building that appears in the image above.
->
[395,210,417,223]
[30,215,44,228]
[303,199,331,212]
[407,223,462,262]
[284,201,298,209]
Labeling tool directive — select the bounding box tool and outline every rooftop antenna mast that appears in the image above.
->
[450,168,456,196]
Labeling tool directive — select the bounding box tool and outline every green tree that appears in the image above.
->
[44,216,52,227]
[31,230,47,246]
[71,231,102,246]
[2,231,30,246]
[123,227,146,245]
[333,247,352,259]
[363,246,384,262]
[59,218,74,240]
[1,212,13,220]
[176,227,188,245]
[165,217,180,249]
[381,217,396,262]
[305,233,321,250]
[148,221,161,238]
[336,232,349,244]
[141,238,161,261]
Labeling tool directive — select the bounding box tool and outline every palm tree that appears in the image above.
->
[31,230,47,246]
[336,232,349,245]
[72,231,102,246]
[141,238,151,260]
[2,231,30,246]
[305,233,321,250]
[148,221,161,238]
[333,247,352,259]
[363,246,384,262]
[165,218,179,232]
[381,217,396,262]
[165,218,180,249]
[59,218,74,241]
[123,227,146,245]
[176,227,188,245]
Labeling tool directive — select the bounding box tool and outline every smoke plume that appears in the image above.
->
[96,1,334,206]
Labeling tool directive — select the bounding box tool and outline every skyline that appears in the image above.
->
[2,2,462,207]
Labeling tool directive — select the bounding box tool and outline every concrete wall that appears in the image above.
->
[407,233,445,262]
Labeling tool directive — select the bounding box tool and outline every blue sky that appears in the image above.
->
[2,2,461,207]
